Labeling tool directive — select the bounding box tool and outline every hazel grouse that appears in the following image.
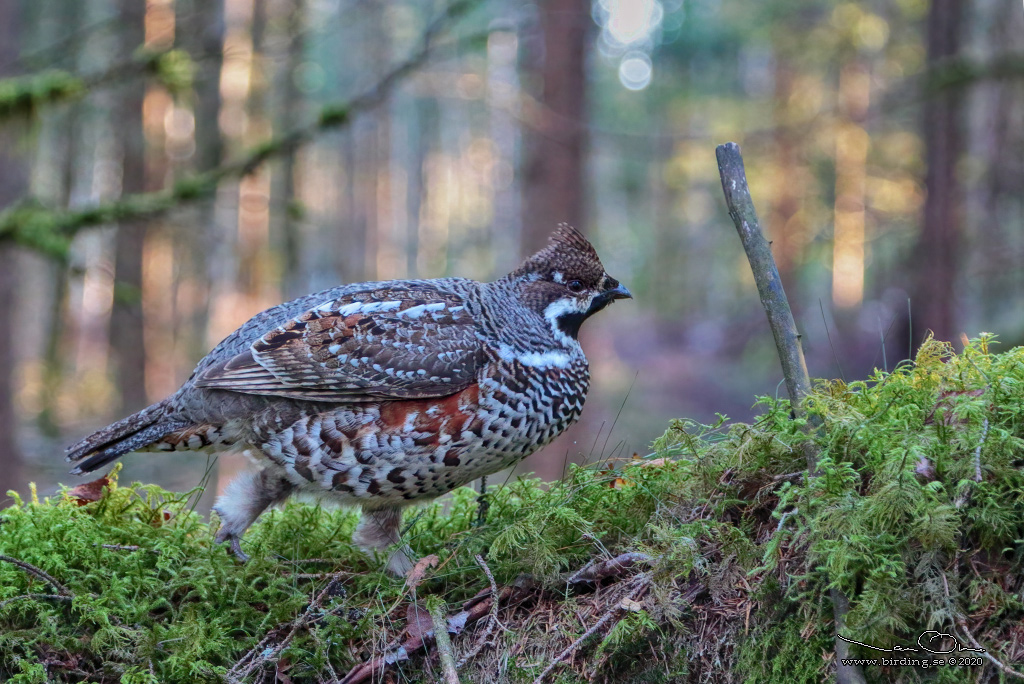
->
[66,224,631,575]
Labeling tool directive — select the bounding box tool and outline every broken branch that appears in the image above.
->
[456,555,501,668]
[428,597,461,684]
[530,574,651,684]
[0,554,73,598]
[715,142,865,684]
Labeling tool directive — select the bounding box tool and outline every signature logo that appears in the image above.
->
[837,631,986,655]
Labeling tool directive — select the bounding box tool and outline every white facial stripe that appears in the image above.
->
[543,298,587,347]
[552,271,565,284]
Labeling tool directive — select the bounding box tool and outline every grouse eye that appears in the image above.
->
[566,279,584,293]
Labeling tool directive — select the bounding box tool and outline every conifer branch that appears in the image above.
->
[0,0,481,257]
[0,47,193,121]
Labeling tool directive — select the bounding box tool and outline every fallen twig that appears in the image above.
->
[973,418,989,482]
[98,543,161,555]
[530,574,651,684]
[567,552,651,585]
[284,571,352,580]
[0,555,73,598]
[280,557,347,565]
[956,618,1024,680]
[227,575,348,682]
[475,476,489,527]
[775,507,799,532]
[0,593,73,610]
[428,598,461,684]
[337,582,532,684]
[456,555,501,668]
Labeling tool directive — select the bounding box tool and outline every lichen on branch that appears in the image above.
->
[0,0,483,259]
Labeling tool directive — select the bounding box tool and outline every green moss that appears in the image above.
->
[0,70,86,120]
[3,335,1023,682]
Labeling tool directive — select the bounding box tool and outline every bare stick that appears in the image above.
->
[0,555,73,597]
[0,593,73,610]
[456,555,501,668]
[716,143,814,423]
[567,552,651,585]
[474,476,489,527]
[715,142,865,684]
[428,598,461,684]
[98,543,161,555]
[530,576,650,684]
[956,618,1024,680]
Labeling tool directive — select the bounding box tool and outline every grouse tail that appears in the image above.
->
[65,401,191,475]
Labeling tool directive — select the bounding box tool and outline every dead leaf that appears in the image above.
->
[150,510,172,528]
[275,656,294,684]
[620,598,644,612]
[66,477,109,505]
[405,603,433,641]
[405,554,439,588]
[447,610,469,634]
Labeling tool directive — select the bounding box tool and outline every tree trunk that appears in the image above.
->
[909,0,965,345]
[487,27,521,274]
[0,0,26,501]
[517,0,593,482]
[109,0,149,413]
[520,0,590,255]
[269,0,306,299]
[177,0,225,363]
[33,0,84,438]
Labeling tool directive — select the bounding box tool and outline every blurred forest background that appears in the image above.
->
[0,0,1022,511]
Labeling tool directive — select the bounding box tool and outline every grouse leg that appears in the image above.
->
[212,467,295,562]
[474,475,489,527]
[354,506,416,577]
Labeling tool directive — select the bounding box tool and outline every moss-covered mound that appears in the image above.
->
[2,335,1023,683]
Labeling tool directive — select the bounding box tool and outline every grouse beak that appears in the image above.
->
[606,283,632,300]
[588,280,632,316]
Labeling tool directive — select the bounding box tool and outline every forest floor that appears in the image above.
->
[2,335,1024,683]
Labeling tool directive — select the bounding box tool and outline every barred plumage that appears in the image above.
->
[66,224,631,575]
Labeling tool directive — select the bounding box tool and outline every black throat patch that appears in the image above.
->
[556,311,588,340]
[556,294,616,339]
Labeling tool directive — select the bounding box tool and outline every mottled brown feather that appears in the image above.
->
[194,285,484,402]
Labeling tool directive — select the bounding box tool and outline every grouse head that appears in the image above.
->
[509,223,632,342]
